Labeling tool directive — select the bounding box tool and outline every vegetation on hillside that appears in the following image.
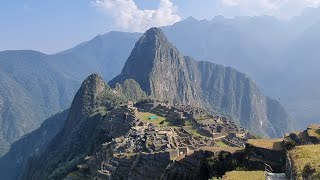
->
[289,144,320,179]
[118,79,147,101]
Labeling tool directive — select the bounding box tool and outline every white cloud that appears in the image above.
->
[93,0,181,32]
[221,0,320,19]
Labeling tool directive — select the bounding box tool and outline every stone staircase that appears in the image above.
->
[265,173,287,180]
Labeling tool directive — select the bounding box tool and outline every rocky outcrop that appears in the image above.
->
[22,74,127,180]
[63,74,108,133]
[110,27,292,138]
[114,79,147,101]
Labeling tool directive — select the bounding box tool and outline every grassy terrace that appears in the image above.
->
[221,171,265,180]
[137,112,212,139]
[289,144,320,179]
[216,141,230,148]
[182,121,207,137]
[201,146,243,153]
[136,112,167,126]
[247,139,284,151]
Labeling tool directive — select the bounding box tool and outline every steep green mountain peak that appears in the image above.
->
[64,73,108,132]
[110,27,292,138]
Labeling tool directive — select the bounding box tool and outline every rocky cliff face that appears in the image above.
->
[110,28,200,105]
[110,28,292,137]
[63,74,108,133]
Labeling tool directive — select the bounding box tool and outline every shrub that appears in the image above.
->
[302,163,316,180]
[284,139,296,151]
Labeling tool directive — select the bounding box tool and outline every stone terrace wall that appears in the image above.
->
[285,153,296,180]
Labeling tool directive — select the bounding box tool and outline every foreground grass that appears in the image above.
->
[221,171,265,180]
[247,139,283,151]
[289,144,320,179]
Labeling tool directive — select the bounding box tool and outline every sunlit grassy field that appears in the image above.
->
[183,120,210,138]
[216,141,230,148]
[247,139,283,151]
[289,144,320,179]
[136,112,167,126]
[221,171,265,180]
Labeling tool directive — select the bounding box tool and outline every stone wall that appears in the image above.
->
[246,145,285,172]
[161,150,210,180]
[285,153,296,180]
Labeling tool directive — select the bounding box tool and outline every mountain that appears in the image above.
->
[160,14,320,128]
[23,73,256,180]
[48,31,141,82]
[114,79,148,101]
[2,11,320,158]
[0,50,79,156]
[279,18,320,127]
[0,110,68,180]
[0,78,148,179]
[0,32,139,157]
[110,27,292,137]
[23,74,128,179]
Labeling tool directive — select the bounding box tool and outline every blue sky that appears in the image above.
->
[1,0,320,54]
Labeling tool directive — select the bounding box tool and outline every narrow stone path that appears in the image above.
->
[265,173,287,180]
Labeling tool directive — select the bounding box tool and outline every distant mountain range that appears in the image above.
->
[1,8,320,157]
[1,28,293,179]
[0,110,69,180]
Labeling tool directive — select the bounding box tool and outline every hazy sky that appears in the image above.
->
[1,0,320,54]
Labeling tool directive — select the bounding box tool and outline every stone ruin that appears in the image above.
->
[74,100,253,179]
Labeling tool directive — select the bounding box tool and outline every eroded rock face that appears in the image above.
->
[110,28,292,137]
[22,74,128,180]
[64,74,108,133]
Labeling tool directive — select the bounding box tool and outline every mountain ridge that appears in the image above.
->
[110,27,292,137]
[22,73,128,179]
[2,12,319,157]
[0,109,69,180]
[0,31,139,156]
